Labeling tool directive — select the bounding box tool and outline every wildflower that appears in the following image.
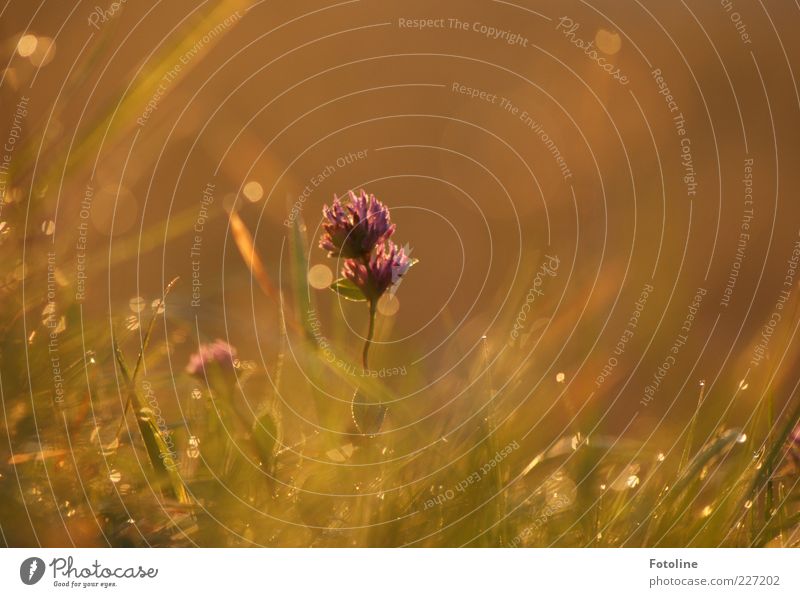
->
[186,339,237,378]
[319,190,395,258]
[343,240,411,302]
[317,188,417,436]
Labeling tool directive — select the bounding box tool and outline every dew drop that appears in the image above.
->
[377,293,400,316]
[186,435,200,459]
[571,433,583,450]
[16,34,38,57]
[308,264,333,289]
[243,181,263,202]
[594,29,621,55]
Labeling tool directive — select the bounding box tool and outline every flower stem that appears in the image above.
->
[362,299,377,370]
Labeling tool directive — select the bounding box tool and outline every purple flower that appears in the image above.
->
[319,190,395,258]
[343,241,411,301]
[186,339,237,378]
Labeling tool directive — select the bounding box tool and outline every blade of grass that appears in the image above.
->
[678,381,706,474]
[649,429,741,543]
[114,276,179,441]
[228,208,278,301]
[740,394,800,519]
[113,332,191,505]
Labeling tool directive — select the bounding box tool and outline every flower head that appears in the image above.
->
[343,240,411,301]
[186,339,237,378]
[319,190,395,258]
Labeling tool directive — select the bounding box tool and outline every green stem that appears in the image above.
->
[362,299,377,370]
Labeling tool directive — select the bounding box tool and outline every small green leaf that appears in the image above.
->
[330,277,368,302]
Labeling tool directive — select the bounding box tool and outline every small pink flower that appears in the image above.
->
[186,339,237,378]
[343,241,411,301]
[319,190,395,258]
